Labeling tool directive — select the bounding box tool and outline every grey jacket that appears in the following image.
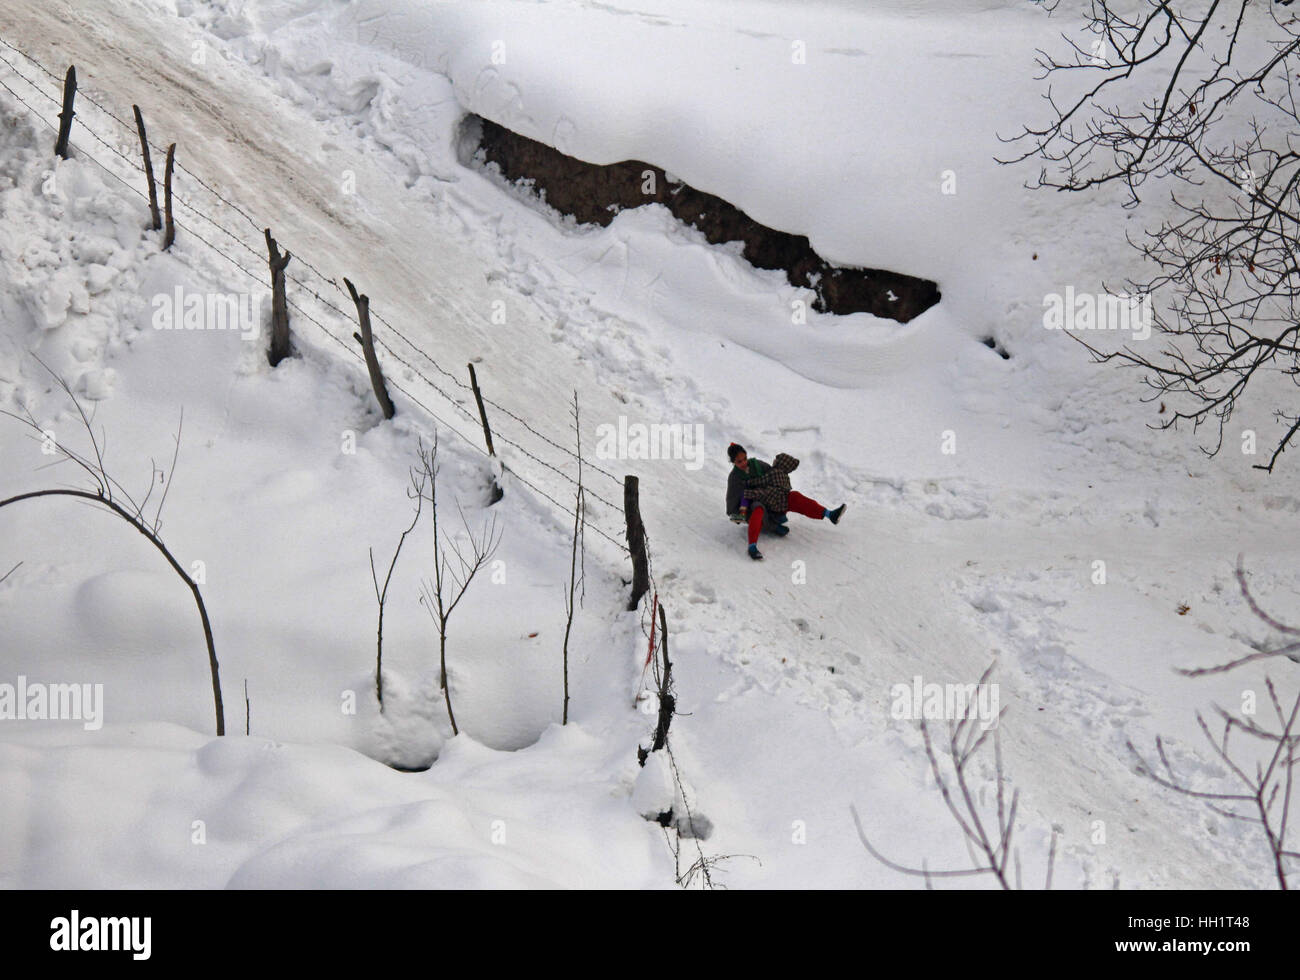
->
[726,454,799,518]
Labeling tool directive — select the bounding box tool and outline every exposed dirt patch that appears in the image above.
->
[468,116,940,323]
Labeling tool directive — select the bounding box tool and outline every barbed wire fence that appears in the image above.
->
[0,35,719,880]
[0,35,638,551]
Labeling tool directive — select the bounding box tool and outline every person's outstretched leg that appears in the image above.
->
[788,491,847,524]
[786,491,826,519]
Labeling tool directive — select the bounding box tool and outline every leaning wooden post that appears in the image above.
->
[133,105,161,230]
[264,229,293,366]
[54,66,76,159]
[624,475,650,611]
[651,601,674,753]
[161,143,176,251]
[467,363,496,455]
[467,362,503,503]
[344,277,396,419]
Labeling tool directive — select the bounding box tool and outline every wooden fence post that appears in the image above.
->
[161,143,176,251]
[467,362,503,503]
[467,363,496,455]
[651,601,674,753]
[54,66,76,159]
[344,277,396,419]
[133,105,161,230]
[265,229,293,366]
[624,474,649,611]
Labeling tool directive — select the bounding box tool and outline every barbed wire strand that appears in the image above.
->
[2,39,709,882]
[0,54,633,553]
[0,34,626,488]
[0,35,627,495]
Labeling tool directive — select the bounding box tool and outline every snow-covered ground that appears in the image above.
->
[1,0,1297,888]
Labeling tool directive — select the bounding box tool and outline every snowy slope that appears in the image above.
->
[1,0,1297,889]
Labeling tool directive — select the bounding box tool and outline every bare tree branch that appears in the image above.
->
[369,463,427,710]
[1132,559,1299,888]
[1,384,223,735]
[415,434,502,736]
[852,663,1057,888]
[1004,1,1300,469]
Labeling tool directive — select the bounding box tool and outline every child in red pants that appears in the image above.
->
[726,443,846,561]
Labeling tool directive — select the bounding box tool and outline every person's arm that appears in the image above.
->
[726,468,743,517]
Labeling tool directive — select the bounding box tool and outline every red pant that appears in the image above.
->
[747,491,824,544]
